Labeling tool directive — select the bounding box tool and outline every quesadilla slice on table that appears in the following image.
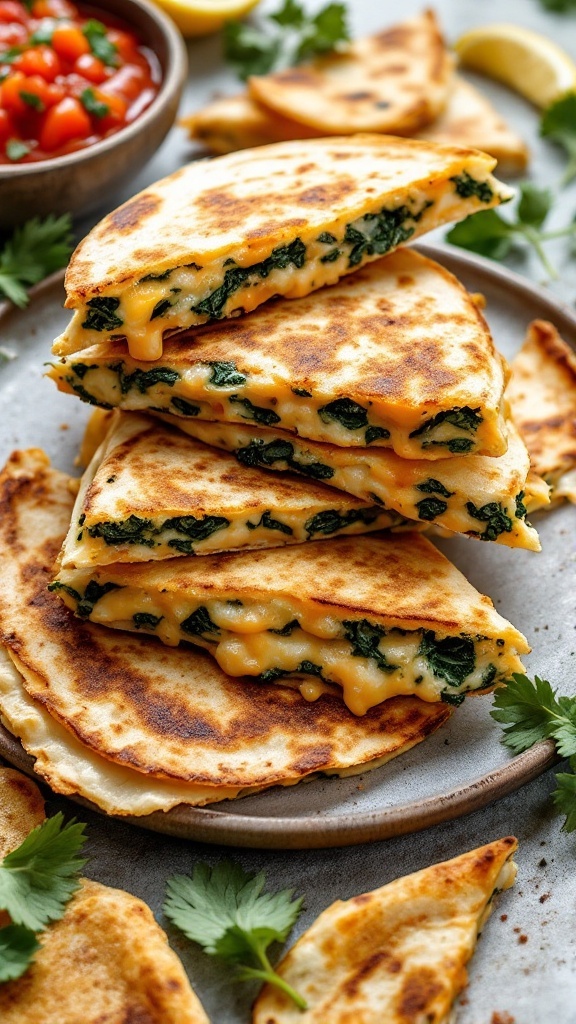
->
[51,136,512,363]
[0,450,451,815]
[0,770,210,1024]
[50,531,528,718]
[252,837,518,1024]
[50,249,510,461]
[508,319,576,505]
[186,78,528,175]
[61,411,406,569]
[246,10,453,136]
[157,414,550,551]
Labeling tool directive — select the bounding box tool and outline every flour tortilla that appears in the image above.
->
[253,837,518,1024]
[0,449,450,810]
[248,11,453,135]
[508,319,576,504]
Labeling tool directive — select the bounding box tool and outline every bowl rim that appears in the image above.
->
[0,0,187,178]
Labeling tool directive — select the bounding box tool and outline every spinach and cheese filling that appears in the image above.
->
[53,136,511,362]
[50,532,529,717]
[156,415,550,551]
[62,412,404,569]
[49,249,510,460]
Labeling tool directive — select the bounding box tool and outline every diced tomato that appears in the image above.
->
[0,2,27,25]
[73,52,107,84]
[32,0,77,17]
[0,22,27,47]
[51,23,90,62]
[91,86,126,130]
[13,45,61,81]
[18,73,64,110]
[39,92,90,149]
[105,28,139,65]
[1,70,28,116]
[102,63,145,104]
[0,107,14,145]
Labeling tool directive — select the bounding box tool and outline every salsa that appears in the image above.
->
[0,0,161,163]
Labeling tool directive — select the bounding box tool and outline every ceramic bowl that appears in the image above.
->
[0,0,187,229]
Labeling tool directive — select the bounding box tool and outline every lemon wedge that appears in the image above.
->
[455,23,576,108]
[153,0,261,37]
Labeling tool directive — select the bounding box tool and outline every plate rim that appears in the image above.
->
[0,243,572,849]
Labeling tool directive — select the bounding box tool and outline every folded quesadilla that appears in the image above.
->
[0,777,210,1024]
[52,136,512,362]
[185,77,528,175]
[49,249,510,459]
[252,837,518,1024]
[50,532,528,717]
[508,319,576,505]
[158,413,550,551]
[61,411,404,569]
[0,450,451,813]
[247,10,453,135]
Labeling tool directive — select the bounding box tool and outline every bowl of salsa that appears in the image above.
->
[0,0,187,226]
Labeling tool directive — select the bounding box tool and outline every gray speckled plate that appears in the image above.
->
[0,244,573,849]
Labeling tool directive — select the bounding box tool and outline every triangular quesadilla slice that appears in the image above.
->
[0,772,210,1024]
[508,319,576,504]
[247,11,453,135]
[49,530,528,718]
[184,77,528,175]
[52,136,512,362]
[50,249,510,460]
[156,413,549,551]
[0,450,451,813]
[252,837,518,1024]
[62,411,405,569]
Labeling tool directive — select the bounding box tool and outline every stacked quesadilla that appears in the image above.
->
[183,11,528,175]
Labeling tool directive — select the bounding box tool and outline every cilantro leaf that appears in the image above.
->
[223,0,349,81]
[164,861,306,1009]
[538,0,576,12]
[540,91,576,186]
[0,213,74,308]
[553,759,576,832]
[82,19,118,67]
[0,813,87,931]
[447,183,576,278]
[80,87,109,119]
[0,924,40,983]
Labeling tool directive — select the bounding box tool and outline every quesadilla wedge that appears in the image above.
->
[52,136,512,362]
[0,766,45,863]
[157,413,550,551]
[247,11,453,136]
[0,450,451,812]
[62,411,404,569]
[252,837,518,1024]
[185,77,528,175]
[50,536,528,717]
[508,319,576,505]
[49,249,510,459]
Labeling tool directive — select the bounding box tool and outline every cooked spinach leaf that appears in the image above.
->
[47,581,81,602]
[207,361,247,388]
[64,377,112,408]
[82,296,123,332]
[343,205,415,267]
[180,606,220,638]
[365,425,390,444]
[320,248,342,263]
[409,407,483,441]
[246,510,293,535]
[141,269,172,282]
[305,506,381,537]
[429,438,475,454]
[418,631,475,687]
[440,691,466,707]
[171,397,201,416]
[466,501,513,541]
[133,612,162,629]
[49,579,121,618]
[193,240,306,319]
[415,497,448,521]
[342,618,398,673]
[292,387,312,397]
[108,363,180,395]
[416,478,455,498]
[150,298,173,320]
[70,362,97,379]
[259,661,326,683]
[235,437,334,481]
[450,172,494,204]
[87,515,156,547]
[480,663,497,688]
[515,491,527,519]
[317,232,337,244]
[229,396,281,426]
[164,514,230,542]
[269,619,300,636]
[318,397,368,431]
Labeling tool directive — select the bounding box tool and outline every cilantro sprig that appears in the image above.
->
[0,214,74,308]
[223,0,349,80]
[446,183,576,278]
[164,861,306,1009]
[540,91,576,186]
[491,674,576,832]
[0,812,88,983]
